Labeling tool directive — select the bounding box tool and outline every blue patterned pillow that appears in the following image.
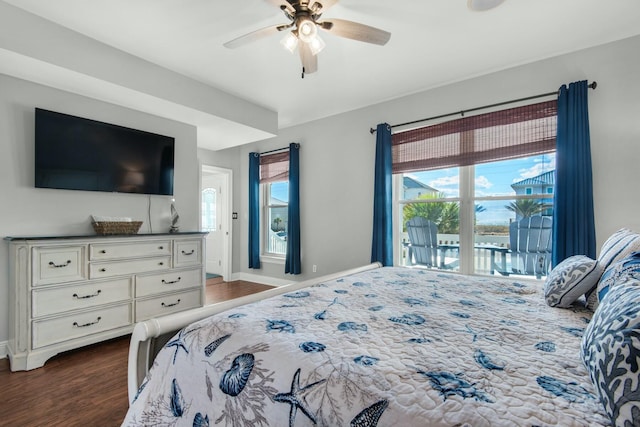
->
[586,229,640,311]
[598,252,640,300]
[597,228,640,274]
[581,278,640,425]
[544,255,602,308]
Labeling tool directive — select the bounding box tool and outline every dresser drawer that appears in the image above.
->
[89,240,171,261]
[136,268,202,298]
[174,240,202,267]
[135,288,201,321]
[32,246,86,286]
[32,303,132,349]
[90,256,171,279]
[32,278,132,318]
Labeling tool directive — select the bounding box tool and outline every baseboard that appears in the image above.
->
[0,340,7,359]
[230,272,296,287]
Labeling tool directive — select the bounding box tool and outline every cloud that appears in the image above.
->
[475,176,492,189]
[429,175,459,188]
[514,156,556,182]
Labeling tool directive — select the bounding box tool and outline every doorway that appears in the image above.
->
[200,164,232,282]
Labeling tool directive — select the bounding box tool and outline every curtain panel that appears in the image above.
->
[285,143,301,274]
[248,153,261,269]
[553,80,596,264]
[371,123,393,266]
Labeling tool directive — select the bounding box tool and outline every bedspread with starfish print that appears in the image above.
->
[122,267,608,426]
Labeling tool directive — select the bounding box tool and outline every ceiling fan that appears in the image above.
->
[223,0,391,78]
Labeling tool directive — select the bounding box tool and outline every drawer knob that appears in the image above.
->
[73,316,102,328]
[159,246,164,250]
[161,299,181,308]
[159,262,164,266]
[181,250,195,256]
[99,268,107,272]
[162,277,181,285]
[73,290,102,299]
[100,250,107,254]
[49,260,72,268]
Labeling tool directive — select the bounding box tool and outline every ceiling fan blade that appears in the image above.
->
[223,24,285,49]
[320,18,391,45]
[299,41,318,74]
[264,0,296,15]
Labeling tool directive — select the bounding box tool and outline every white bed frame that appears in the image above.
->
[127,262,382,403]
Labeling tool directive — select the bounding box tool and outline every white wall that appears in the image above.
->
[0,74,200,344]
[217,35,640,284]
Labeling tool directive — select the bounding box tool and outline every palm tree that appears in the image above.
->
[505,199,544,218]
[403,192,459,234]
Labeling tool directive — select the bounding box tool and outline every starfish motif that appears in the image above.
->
[165,326,200,364]
[273,368,326,427]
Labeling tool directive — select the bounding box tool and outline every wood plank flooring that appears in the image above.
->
[0,279,272,426]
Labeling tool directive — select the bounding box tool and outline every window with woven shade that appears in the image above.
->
[395,100,557,279]
[260,151,290,256]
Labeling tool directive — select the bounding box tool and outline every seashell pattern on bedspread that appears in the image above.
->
[122,267,608,426]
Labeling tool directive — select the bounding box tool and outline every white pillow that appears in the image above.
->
[544,255,603,308]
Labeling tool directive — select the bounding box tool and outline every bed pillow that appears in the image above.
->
[597,228,640,274]
[581,275,640,425]
[586,229,640,311]
[543,255,602,308]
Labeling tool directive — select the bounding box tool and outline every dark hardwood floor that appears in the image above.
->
[0,279,273,426]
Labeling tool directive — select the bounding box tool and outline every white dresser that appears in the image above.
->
[5,232,207,371]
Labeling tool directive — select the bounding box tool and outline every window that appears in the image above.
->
[264,181,288,256]
[201,188,216,232]
[259,151,290,257]
[394,100,557,279]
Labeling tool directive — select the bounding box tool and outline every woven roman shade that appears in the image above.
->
[260,151,289,183]
[392,100,558,174]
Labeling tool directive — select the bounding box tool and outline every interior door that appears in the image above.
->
[201,173,225,277]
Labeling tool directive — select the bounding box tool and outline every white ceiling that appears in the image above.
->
[4,0,640,149]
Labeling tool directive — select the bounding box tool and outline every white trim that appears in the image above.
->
[0,341,7,359]
[229,271,297,287]
[200,163,233,282]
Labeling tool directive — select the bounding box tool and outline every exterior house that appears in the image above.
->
[511,171,555,217]
[403,176,439,200]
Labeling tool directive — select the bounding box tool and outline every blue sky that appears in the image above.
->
[407,153,556,225]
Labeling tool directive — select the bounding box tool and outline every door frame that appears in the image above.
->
[200,163,233,282]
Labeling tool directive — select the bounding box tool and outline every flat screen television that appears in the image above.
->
[35,108,175,196]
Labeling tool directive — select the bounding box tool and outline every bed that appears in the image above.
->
[122,261,621,426]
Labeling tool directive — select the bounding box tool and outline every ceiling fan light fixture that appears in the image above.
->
[297,18,317,43]
[308,34,326,55]
[281,32,299,53]
[467,0,506,11]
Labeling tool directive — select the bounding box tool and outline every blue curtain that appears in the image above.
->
[248,152,261,269]
[371,123,393,266]
[552,80,596,265]
[285,143,301,274]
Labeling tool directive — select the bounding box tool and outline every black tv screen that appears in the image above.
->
[35,108,175,196]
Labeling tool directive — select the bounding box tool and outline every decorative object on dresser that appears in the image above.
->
[5,232,207,371]
[169,200,180,233]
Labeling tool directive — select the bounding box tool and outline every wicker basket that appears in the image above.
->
[92,221,142,235]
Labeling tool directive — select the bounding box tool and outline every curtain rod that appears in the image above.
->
[369,81,597,134]
[253,143,300,156]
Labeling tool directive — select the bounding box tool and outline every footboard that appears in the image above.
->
[127,262,382,403]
